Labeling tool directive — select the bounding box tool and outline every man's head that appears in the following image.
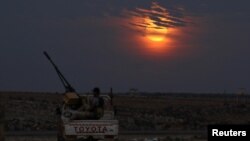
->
[93,87,100,97]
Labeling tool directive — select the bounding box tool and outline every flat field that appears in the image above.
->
[1,91,250,140]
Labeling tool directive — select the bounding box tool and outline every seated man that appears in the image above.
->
[89,87,104,119]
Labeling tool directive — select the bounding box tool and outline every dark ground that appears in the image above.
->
[1,91,250,132]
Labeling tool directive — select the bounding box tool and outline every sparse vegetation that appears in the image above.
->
[1,92,250,134]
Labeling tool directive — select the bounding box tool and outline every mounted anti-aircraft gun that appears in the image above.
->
[44,51,81,107]
[44,51,118,141]
[44,51,75,93]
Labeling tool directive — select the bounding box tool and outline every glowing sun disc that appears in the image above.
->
[147,35,165,42]
[144,18,168,42]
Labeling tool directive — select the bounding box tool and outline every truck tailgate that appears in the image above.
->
[64,120,118,136]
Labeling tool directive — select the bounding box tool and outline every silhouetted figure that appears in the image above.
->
[90,87,104,119]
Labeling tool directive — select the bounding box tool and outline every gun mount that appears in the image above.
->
[44,51,80,105]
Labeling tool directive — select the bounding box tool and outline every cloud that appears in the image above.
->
[120,1,188,31]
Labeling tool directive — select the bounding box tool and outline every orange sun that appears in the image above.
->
[113,1,190,59]
[144,17,168,42]
[121,15,176,55]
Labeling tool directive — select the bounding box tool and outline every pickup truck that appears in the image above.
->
[57,95,119,141]
[43,52,119,141]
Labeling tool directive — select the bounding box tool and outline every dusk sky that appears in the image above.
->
[1,0,250,93]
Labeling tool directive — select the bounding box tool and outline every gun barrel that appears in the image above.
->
[43,51,51,60]
[43,51,76,93]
